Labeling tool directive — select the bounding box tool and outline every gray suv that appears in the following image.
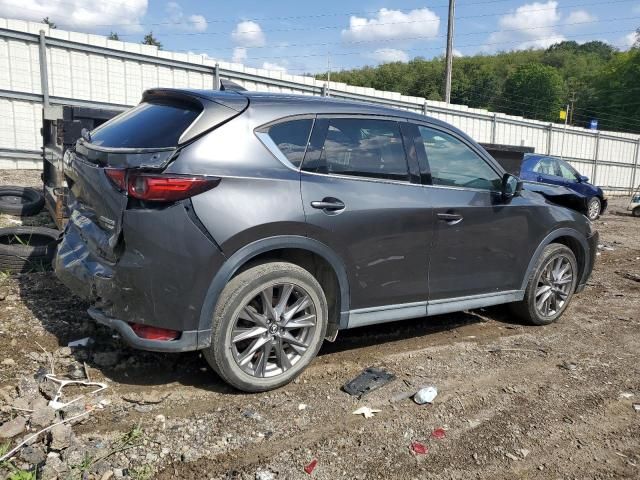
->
[55,89,598,392]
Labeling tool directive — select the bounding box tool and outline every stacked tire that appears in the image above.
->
[0,186,58,273]
[0,186,45,216]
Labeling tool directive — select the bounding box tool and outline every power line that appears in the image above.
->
[147,15,640,52]
[42,0,637,33]
[184,31,636,61]
[47,0,634,29]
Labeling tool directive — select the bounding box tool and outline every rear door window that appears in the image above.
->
[302,118,409,182]
[90,99,202,149]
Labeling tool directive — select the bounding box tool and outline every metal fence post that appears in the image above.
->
[214,63,220,90]
[422,101,428,116]
[491,113,497,144]
[321,84,329,97]
[592,132,600,185]
[631,138,640,194]
[38,30,49,107]
[546,123,553,155]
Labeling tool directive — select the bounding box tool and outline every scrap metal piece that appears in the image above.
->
[342,367,396,398]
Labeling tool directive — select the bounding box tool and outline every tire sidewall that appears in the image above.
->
[633,207,640,217]
[0,187,44,216]
[210,263,328,392]
[525,244,578,325]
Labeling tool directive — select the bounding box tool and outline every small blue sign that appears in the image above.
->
[589,119,598,130]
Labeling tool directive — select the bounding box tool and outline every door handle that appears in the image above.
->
[311,198,345,212]
[437,212,463,225]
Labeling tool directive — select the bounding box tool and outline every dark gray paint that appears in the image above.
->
[54,89,598,353]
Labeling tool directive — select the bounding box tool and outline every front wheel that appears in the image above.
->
[511,244,578,325]
[587,197,601,220]
[204,261,328,392]
[633,206,640,218]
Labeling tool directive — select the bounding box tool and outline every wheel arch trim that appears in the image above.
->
[197,235,350,346]
[521,227,589,291]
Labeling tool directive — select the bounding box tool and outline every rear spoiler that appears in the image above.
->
[142,88,249,144]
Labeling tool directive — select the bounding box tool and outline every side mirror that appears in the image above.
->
[578,175,589,183]
[501,173,523,202]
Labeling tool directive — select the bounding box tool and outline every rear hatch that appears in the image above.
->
[63,89,248,261]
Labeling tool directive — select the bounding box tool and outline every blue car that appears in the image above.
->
[520,154,607,220]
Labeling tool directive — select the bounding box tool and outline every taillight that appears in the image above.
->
[128,173,220,202]
[105,168,127,191]
[104,169,220,202]
[130,323,180,341]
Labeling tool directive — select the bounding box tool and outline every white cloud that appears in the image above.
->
[165,2,207,32]
[453,49,464,57]
[0,0,148,32]
[342,8,440,42]
[232,20,265,47]
[633,4,640,14]
[485,1,566,51]
[370,48,409,63]
[232,47,247,63]
[622,31,638,49]
[262,61,287,73]
[566,10,596,25]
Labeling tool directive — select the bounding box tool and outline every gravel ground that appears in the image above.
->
[0,170,639,480]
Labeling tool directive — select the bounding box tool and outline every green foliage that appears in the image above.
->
[319,39,640,132]
[503,64,565,121]
[141,32,162,49]
[108,32,120,41]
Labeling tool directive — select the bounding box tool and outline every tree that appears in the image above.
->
[634,28,640,49]
[42,17,56,29]
[108,32,120,41]
[503,64,565,121]
[141,32,162,49]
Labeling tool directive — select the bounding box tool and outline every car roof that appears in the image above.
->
[177,89,456,130]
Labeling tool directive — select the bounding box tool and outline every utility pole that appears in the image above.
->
[568,91,577,125]
[444,0,456,103]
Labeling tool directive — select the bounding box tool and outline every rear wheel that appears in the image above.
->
[586,197,601,220]
[204,262,328,392]
[511,244,578,325]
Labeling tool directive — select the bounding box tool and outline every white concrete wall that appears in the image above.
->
[0,17,638,193]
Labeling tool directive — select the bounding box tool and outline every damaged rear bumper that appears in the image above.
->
[87,307,210,352]
[55,200,225,352]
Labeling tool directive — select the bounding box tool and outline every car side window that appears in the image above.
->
[557,161,578,181]
[418,126,501,191]
[265,119,313,168]
[302,118,409,182]
[532,158,556,176]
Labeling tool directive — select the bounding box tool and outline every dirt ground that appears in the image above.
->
[0,169,639,480]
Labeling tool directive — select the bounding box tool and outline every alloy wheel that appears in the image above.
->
[230,283,317,378]
[534,255,574,318]
[588,199,600,220]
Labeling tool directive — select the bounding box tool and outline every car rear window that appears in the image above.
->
[89,99,202,149]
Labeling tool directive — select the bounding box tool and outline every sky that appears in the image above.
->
[0,0,638,74]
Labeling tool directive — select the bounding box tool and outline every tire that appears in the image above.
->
[510,243,578,326]
[0,226,60,273]
[633,207,640,218]
[204,261,328,392]
[586,197,601,221]
[0,186,45,216]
